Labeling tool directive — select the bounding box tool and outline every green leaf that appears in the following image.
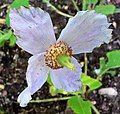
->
[105,70,116,77]
[0,30,12,47]
[100,57,106,71]
[86,0,98,4]
[95,5,116,15]
[5,11,10,26]
[9,34,16,46]
[11,0,29,8]
[106,50,120,68]
[68,96,92,114]
[81,73,102,90]
[99,50,120,75]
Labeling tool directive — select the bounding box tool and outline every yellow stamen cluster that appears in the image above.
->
[45,41,72,69]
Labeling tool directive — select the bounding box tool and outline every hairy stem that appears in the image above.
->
[97,69,108,80]
[82,0,87,10]
[82,53,88,96]
[84,53,88,75]
[91,105,100,114]
[30,96,71,103]
[43,0,73,18]
[71,0,79,11]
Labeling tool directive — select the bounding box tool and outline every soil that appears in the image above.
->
[0,0,120,114]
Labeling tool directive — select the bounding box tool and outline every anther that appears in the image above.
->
[44,41,72,69]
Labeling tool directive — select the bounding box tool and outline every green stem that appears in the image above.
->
[43,0,73,18]
[30,96,71,103]
[82,0,87,10]
[91,105,100,114]
[71,0,79,11]
[115,8,120,13]
[0,30,5,34]
[84,53,88,75]
[97,69,108,80]
[82,53,88,96]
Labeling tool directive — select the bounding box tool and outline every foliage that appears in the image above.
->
[99,50,120,76]
[11,0,29,8]
[0,30,16,47]
[81,73,102,90]
[86,0,98,4]
[68,96,92,114]
[95,5,116,15]
[84,0,119,15]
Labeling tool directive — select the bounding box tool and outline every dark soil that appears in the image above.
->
[0,0,120,114]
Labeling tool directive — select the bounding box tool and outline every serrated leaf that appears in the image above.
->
[99,50,120,75]
[95,5,116,15]
[11,0,29,8]
[81,73,102,90]
[86,0,98,4]
[68,96,92,114]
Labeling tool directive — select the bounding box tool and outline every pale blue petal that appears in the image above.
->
[26,53,49,94]
[10,7,56,55]
[17,88,32,107]
[57,10,112,54]
[18,53,49,107]
[50,57,82,92]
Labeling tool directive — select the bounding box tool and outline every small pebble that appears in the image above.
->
[0,84,4,89]
[112,21,117,28]
[99,87,118,96]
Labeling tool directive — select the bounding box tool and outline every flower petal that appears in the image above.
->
[26,53,49,94]
[17,88,32,107]
[50,57,82,92]
[10,7,56,55]
[18,53,49,107]
[57,10,112,54]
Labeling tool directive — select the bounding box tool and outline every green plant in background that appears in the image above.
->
[0,30,16,47]
[1,0,120,114]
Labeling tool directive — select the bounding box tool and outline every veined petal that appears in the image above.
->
[26,53,49,94]
[57,10,112,54]
[10,7,56,55]
[50,57,82,92]
[18,53,49,107]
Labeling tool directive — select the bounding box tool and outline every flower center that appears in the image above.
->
[45,41,72,69]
